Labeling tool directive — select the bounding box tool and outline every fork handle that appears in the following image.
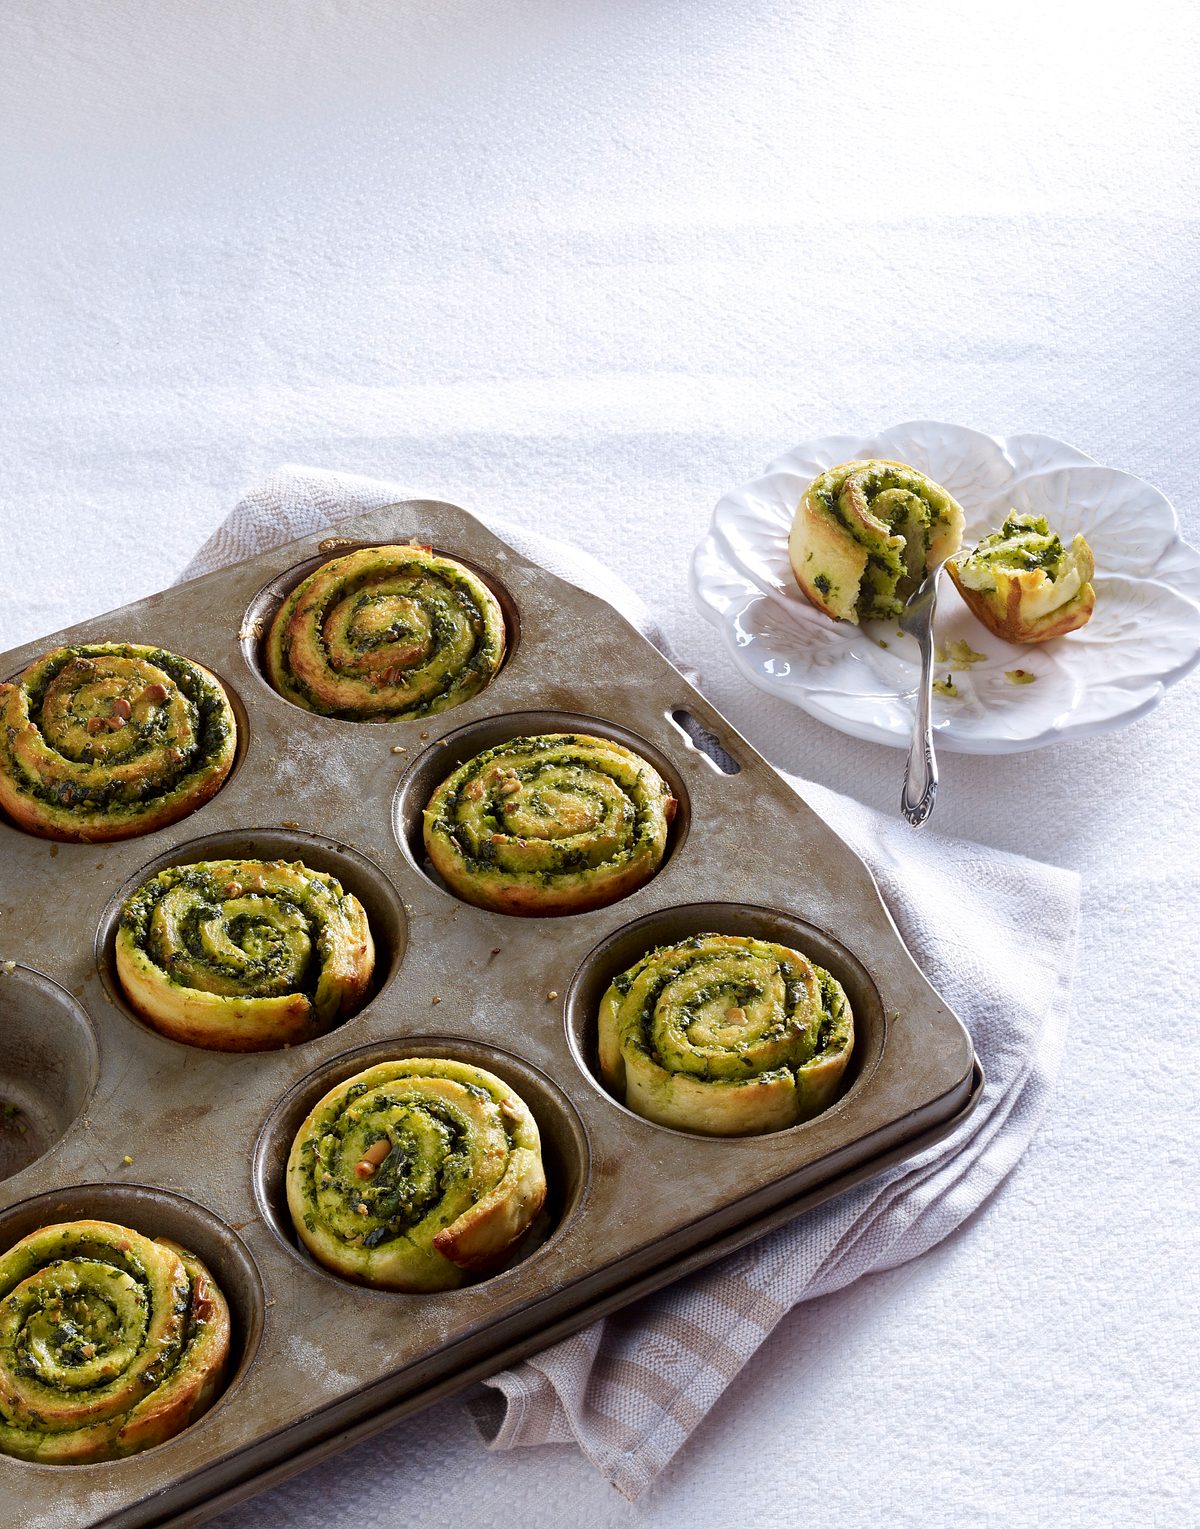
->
[901,602,940,827]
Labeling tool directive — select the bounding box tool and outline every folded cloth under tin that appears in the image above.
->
[183,466,1081,1502]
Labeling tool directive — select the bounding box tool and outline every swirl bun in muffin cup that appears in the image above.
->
[422,732,677,915]
[598,932,854,1135]
[264,544,506,721]
[0,643,237,843]
[115,858,375,1051]
[286,1058,547,1292]
[0,1219,230,1464]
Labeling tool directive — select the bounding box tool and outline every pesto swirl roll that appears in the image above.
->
[115,858,375,1051]
[789,459,965,623]
[0,1220,230,1464]
[423,733,677,915]
[598,933,854,1135]
[286,1059,547,1291]
[264,544,506,721]
[948,510,1096,643]
[0,643,237,843]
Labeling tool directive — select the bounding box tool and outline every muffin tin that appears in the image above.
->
[0,500,979,1527]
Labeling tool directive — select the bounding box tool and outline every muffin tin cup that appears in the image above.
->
[392,706,692,909]
[563,901,885,1137]
[0,1182,265,1470]
[0,498,978,1528]
[0,964,99,1184]
[252,1035,589,1290]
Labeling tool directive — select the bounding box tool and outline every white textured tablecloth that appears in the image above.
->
[2,3,1197,1525]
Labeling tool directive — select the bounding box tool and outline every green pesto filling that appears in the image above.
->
[432,735,663,882]
[3,1247,179,1398]
[957,512,1066,586]
[299,1095,487,1243]
[615,940,851,1083]
[280,561,501,719]
[7,644,231,815]
[119,862,341,997]
[811,464,956,621]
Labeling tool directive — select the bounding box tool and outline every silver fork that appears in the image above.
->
[898,557,951,827]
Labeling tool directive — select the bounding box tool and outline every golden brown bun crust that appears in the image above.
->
[0,1221,230,1463]
[787,492,869,622]
[947,563,1097,643]
[285,1059,546,1291]
[114,858,374,1052]
[422,732,675,916]
[263,544,506,720]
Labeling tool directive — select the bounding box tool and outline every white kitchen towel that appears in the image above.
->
[184,466,1080,1502]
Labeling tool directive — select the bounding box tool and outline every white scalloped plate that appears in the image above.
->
[690,422,1200,753]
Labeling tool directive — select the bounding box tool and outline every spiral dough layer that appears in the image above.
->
[598,932,854,1135]
[264,544,506,721]
[0,643,237,842]
[115,858,375,1051]
[286,1058,547,1291]
[423,732,677,915]
[0,1219,230,1464]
